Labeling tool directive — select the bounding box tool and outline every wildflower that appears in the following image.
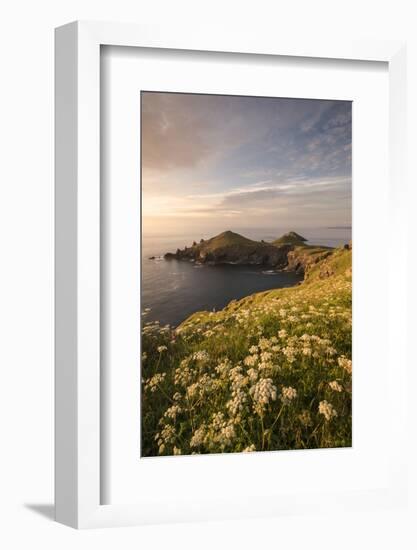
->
[280,386,298,404]
[319,400,338,421]
[338,356,352,374]
[144,372,166,393]
[157,345,168,353]
[244,354,257,367]
[227,390,247,417]
[174,364,194,387]
[218,423,236,446]
[329,380,343,392]
[242,444,256,452]
[193,350,209,362]
[215,358,233,378]
[156,424,176,454]
[190,425,206,447]
[258,337,271,350]
[282,346,296,363]
[205,413,238,448]
[249,345,258,354]
[164,404,182,421]
[249,378,277,406]
[247,368,258,383]
[187,383,199,398]
[260,351,272,362]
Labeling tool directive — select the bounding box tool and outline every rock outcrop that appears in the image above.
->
[165,231,292,268]
[285,247,333,275]
[164,230,337,275]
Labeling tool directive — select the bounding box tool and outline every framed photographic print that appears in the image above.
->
[55,21,407,528]
[140,90,353,458]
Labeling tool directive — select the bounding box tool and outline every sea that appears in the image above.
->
[142,227,351,328]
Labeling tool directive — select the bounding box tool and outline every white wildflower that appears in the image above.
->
[338,356,352,374]
[329,380,343,392]
[249,378,277,406]
[144,372,166,393]
[164,404,182,421]
[244,354,258,367]
[281,386,298,404]
[190,425,206,448]
[258,337,271,350]
[193,350,209,362]
[319,400,338,421]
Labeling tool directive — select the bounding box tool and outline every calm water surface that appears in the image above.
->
[142,227,351,327]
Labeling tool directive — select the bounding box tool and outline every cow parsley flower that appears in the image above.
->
[319,400,338,421]
[329,380,343,392]
[190,425,206,448]
[193,350,209,362]
[249,378,277,406]
[244,354,257,367]
[281,386,298,404]
[338,356,352,374]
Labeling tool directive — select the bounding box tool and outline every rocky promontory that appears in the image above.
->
[163,230,335,275]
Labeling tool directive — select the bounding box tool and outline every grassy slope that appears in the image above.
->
[142,248,352,457]
[272,231,307,245]
[198,230,261,250]
[181,247,350,326]
[190,230,272,258]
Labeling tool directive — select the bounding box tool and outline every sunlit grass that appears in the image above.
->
[141,248,352,457]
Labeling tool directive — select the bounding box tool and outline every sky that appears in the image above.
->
[141,91,352,236]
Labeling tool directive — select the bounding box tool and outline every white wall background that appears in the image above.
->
[0,0,416,548]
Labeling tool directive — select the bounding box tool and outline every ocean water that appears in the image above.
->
[142,227,351,328]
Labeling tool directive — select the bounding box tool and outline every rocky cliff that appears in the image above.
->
[164,230,336,275]
[284,246,333,275]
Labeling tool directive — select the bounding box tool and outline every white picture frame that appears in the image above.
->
[55,21,407,529]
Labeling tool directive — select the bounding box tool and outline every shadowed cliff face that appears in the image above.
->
[285,246,333,275]
[164,230,334,274]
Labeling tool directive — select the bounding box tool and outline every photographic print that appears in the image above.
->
[141,92,352,457]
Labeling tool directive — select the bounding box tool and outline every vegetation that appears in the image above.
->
[272,231,308,245]
[197,230,261,250]
[164,230,332,272]
[141,246,352,457]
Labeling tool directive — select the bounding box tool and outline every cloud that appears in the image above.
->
[141,92,352,231]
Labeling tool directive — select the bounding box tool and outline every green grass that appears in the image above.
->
[141,248,352,457]
[198,230,261,250]
[272,231,307,245]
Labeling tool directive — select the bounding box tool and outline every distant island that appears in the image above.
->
[162,230,336,275]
